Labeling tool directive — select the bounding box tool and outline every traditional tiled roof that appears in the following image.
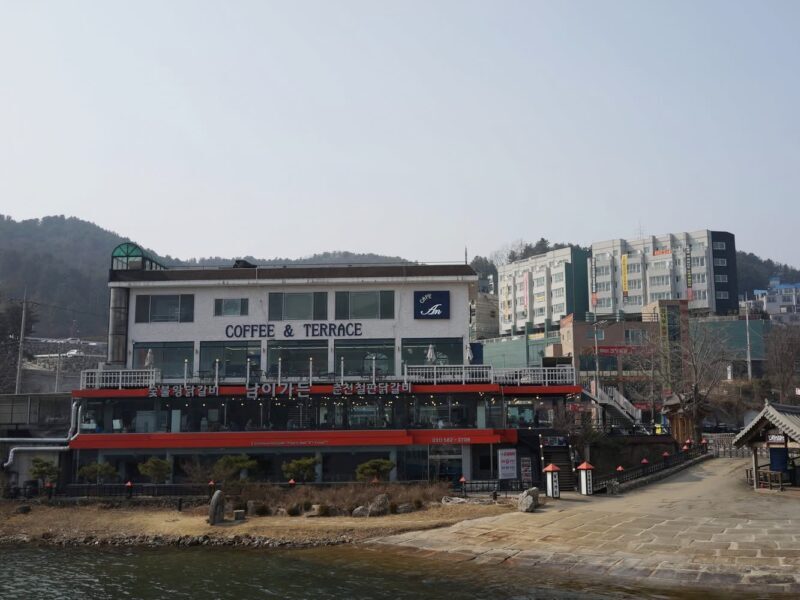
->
[733,401,800,447]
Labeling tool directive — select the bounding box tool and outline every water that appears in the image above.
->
[0,544,730,600]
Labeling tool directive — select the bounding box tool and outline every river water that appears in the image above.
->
[0,544,725,600]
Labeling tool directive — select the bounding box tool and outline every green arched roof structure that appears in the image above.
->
[111,242,166,271]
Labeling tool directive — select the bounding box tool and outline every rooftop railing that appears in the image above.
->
[79,365,577,389]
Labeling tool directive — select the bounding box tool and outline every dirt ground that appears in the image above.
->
[0,500,514,544]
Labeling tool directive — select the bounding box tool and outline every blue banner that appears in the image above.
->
[414,291,450,319]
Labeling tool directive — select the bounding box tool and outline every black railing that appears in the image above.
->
[61,483,215,498]
[593,446,707,491]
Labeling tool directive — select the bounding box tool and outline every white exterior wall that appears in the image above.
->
[589,230,716,316]
[117,277,473,376]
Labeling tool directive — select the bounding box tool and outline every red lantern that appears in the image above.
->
[641,458,649,465]
[616,465,624,472]
[662,451,670,458]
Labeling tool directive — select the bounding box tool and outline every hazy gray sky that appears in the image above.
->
[1,1,798,265]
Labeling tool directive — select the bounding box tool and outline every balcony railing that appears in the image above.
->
[81,369,160,390]
[79,365,576,389]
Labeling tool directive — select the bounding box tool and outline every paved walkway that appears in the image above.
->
[371,459,800,594]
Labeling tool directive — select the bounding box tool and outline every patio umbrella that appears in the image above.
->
[144,349,154,369]
[426,344,436,364]
[465,344,473,364]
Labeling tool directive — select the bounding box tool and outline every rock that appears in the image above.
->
[352,505,369,518]
[517,487,539,513]
[275,508,288,517]
[15,505,31,514]
[396,503,414,514]
[233,510,245,521]
[607,481,620,495]
[367,493,390,517]
[208,490,225,525]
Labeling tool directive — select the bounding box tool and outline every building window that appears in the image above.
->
[692,290,708,301]
[552,272,564,283]
[595,297,612,308]
[628,279,642,290]
[595,266,611,277]
[650,292,671,301]
[534,277,546,287]
[267,340,329,376]
[714,275,728,283]
[626,262,641,273]
[715,291,730,300]
[782,295,794,303]
[650,261,669,272]
[214,298,249,317]
[401,338,463,366]
[587,328,605,340]
[334,339,395,376]
[713,258,727,267]
[595,281,611,292]
[269,292,327,321]
[693,273,707,284]
[334,291,394,320]
[712,241,726,250]
[534,307,546,316]
[133,342,193,378]
[135,294,194,323]
[625,329,646,345]
[623,295,643,305]
[691,257,705,268]
[552,287,565,297]
[649,275,671,287]
[199,341,261,378]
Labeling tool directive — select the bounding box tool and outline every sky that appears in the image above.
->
[1,1,798,265]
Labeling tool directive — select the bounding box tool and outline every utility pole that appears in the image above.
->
[54,341,62,393]
[14,289,27,394]
[744,292,753,381]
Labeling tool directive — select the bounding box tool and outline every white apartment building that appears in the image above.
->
[588,230,738,317]
[754,278,800,325]
[497,247,589,335]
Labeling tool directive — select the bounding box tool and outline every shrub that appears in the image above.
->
[180,458,212,483]
[355,459,395,482]
[412,498,423,510]
[77,462,118,483]
[137,457,171,484]
[287,503,302,516]
[30,458,59,485]
[255,504,271,516]
[389,502,398,514]
[211,455,258,483]
[281,457,318,482]
[316,504,330,517]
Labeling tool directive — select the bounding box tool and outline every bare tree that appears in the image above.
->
[765,324,800,403]
[627,323,731,440]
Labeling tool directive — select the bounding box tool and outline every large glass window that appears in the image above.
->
[334,291,394,320]
[199,341,261,378]
[132,342,193,378]
[267,340,328,376]
[214,298,249,316]
[334,339,395,376]
[135,294,194,323]
[401,338,463,366]
[268,292,327,321]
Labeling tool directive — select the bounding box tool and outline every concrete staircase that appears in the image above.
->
[542,446,576,491]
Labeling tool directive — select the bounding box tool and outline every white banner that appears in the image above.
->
[498,449,518,480]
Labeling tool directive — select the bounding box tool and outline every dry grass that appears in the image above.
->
[228,482,451,513]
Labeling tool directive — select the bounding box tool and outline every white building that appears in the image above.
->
[107,244,477,380]
[588,230,738,317]
[497,246,589,335]
[754,278,800,325]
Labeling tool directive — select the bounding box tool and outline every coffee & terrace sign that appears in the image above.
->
[225,322,364,339]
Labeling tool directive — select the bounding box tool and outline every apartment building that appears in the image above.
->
[589,230,737,317]
[497,246,589,335]
[754,278,800,325]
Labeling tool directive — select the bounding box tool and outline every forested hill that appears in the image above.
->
[0,216,797,338]
[0,215,408,338]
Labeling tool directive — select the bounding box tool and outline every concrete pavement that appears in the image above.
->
[370,459,800,594]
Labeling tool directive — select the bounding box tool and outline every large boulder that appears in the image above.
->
[367,493,390,517]
[517,487,539,513]
[208,490,225,525]
[395,503,414,514]
[352,505,369,518]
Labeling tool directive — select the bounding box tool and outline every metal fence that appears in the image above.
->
[61,483,214,498]
[593,447,707,491]
[702,432,768,458]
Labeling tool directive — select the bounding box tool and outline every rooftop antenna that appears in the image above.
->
[636,220,644,239]
[464,246,468,264]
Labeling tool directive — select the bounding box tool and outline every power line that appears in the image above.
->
[5,297,106,319]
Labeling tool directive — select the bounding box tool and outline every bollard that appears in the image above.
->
[700,438,708,454]
[576,462,594,496]
[46,482,54,500]
[641,458,649,466]
[288,478,296,488]
[177,498,183,512]
[459,475,467,498]
[208,480,215,499]
[125,480,133,499]
[543,464,560,499]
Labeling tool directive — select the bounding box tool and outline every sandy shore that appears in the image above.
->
[0,500,513,548]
